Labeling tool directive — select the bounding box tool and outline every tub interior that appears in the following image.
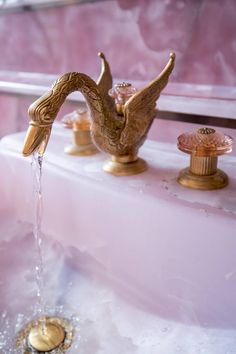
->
[0,124,236,353]
[1,218,236,354]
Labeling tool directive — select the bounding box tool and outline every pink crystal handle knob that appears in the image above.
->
[63,110,98,156]
[178,127,233,157]
[108,82,137,115]
[177,127,233,190]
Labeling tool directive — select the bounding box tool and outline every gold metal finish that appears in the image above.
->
[103,155,147,176]
[197,127,215,135]
[115,82,132,88]
[16,316,74,353]
[64,110,98,156]
[22,52,175,176]
[190,155,217,176]
[177,127,233,190]
[178,167,228,190]
[28,322,65,352]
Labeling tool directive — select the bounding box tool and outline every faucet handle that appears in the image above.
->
[177,127,233,190]
[178,127,233,157]
[108,82,137,115]
[61,106,88,129]
[64,110,98,156]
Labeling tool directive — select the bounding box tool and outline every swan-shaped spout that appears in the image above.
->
[23,52,175,175]
[22,52,113,156]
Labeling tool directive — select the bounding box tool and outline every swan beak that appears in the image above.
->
[22,124,52,157]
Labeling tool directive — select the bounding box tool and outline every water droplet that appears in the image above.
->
[1,312,7,319]
[161,326,171,333]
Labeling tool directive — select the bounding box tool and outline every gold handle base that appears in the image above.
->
[64,143,98,156]
[177,167,228,190]
[103,156,148,176]
[64,129,98,156]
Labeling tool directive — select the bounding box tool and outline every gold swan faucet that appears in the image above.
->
[23,52,175,175]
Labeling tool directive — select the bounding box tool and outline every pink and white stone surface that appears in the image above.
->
[0,0,236,137]
[0,123,236,352]
[0,124,235,353]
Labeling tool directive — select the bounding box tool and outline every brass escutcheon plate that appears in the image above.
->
[177,168,229,190]
[103,157,148,176]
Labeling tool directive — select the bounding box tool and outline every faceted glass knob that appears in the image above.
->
[62,108,89,129]
[63,111,97,156]
[72,110,91,131]
[178,127,233,157]
[109,82,137,115]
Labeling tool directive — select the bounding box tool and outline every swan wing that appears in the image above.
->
[96,52,115,111]
[121,53,176,148]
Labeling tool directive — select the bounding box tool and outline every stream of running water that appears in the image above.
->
[31,152,46,333]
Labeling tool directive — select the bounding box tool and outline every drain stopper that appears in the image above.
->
[28,321,65,352]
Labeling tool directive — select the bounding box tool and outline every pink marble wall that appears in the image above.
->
[0,0,235,139]
[0,0,236,85]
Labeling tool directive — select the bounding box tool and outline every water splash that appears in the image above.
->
[0,309,80,354]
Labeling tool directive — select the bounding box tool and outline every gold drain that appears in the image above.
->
[16,316,74,353]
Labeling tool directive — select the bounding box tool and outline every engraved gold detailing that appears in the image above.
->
[64,129,98,156]
[120,52,176,154]
[23,52,175,176]
[197,127,215,135]
[190,156,217,176]
[115,82,132,88]
[177,127,233,190]
[96,51,113,105]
